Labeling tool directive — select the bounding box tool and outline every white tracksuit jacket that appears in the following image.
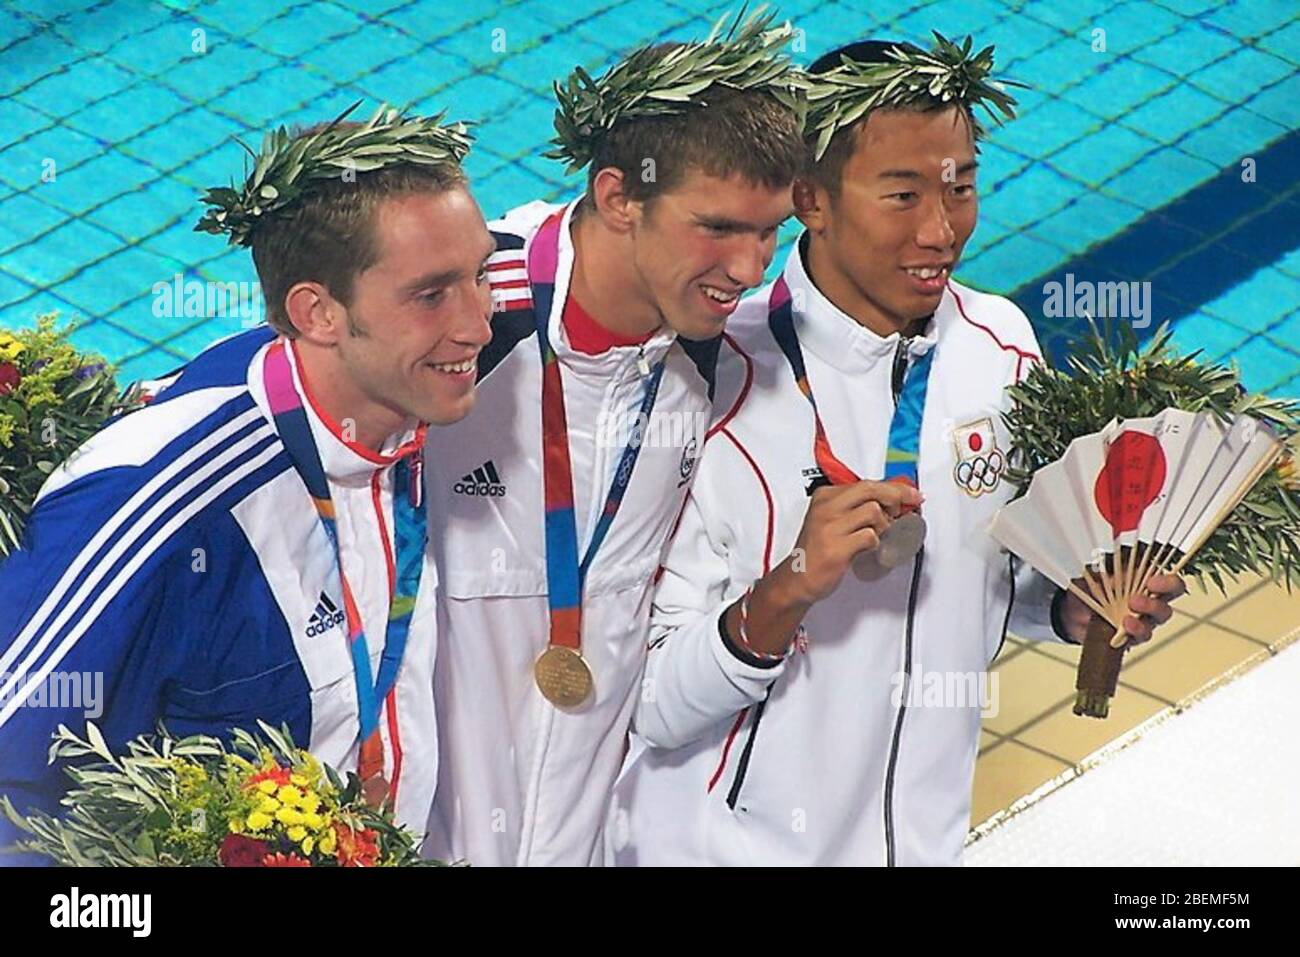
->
[609,238,1071,866]
[423,200,717,866]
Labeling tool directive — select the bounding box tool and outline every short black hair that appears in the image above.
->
[808,38,921,75]
[807,38,973,199]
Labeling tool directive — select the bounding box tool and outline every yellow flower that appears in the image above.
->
[302,812,324,830]
[246,811,271,831]
[300,753,325,786]
[320,832,337,855]
[257,796,281,815]
[299,794,321,815]
[290,773,308,787]
[301,836,315,855]
[287,825,307,842]
[229,818,245,835]
[257,779,278,795]
[275,807,304,826]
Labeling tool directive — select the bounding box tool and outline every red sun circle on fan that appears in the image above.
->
[1094,431,1167,535]
[968,432,983,452]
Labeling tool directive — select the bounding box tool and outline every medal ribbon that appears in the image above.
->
[263,341,427,798]
[529,209,666,651]
[766,276,935,492]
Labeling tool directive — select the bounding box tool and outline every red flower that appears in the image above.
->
[0,363,20,396]
[333,821,381,867]
[243,765,292,791]
[218,832,270,867]
[263,852,312,867]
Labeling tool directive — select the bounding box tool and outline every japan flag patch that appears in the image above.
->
[951,417,1005,497]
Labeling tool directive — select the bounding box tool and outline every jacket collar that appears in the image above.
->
[781,233,944,374]
[282,338,424,487]
[536,199,676,375]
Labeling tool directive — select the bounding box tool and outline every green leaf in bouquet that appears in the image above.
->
[63,374,102,401]
[83,721,113,761]
[255,719,296,762]
[143,806,171,831]
[339,772,362,806]
[324,762,345,792]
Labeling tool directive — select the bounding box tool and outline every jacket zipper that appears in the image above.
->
[883,335,916,867]
[883,548,924,866]
[724,684,773,810]
[890,337,910,397]
[992,554,1017,665]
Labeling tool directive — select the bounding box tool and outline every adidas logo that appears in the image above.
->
[803,466,830,496]
[305,591,346,638]
[453,460,506,497]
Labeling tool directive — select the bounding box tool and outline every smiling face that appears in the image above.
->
[799,106,978,337]
[628,169,794,340]
[321,187,495,429]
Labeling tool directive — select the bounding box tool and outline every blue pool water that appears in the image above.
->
[1,0,1296,393]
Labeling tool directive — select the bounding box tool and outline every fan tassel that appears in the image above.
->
[1073,612,1125,718]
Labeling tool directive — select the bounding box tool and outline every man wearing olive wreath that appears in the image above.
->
[0,105,494,853]
[422,9,806,866]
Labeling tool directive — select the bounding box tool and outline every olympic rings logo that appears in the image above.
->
[953,448,1004,496]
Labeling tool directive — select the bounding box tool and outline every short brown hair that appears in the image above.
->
[585,60,804,204]
[250,122,468,337]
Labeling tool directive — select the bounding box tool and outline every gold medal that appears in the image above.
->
[534,645,594,708]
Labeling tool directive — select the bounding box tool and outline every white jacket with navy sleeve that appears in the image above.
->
[609,238,1067,867]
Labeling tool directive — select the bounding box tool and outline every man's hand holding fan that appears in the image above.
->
[992,325,1300,717]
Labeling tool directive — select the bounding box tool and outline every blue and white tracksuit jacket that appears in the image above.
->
[0,328,438,858]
